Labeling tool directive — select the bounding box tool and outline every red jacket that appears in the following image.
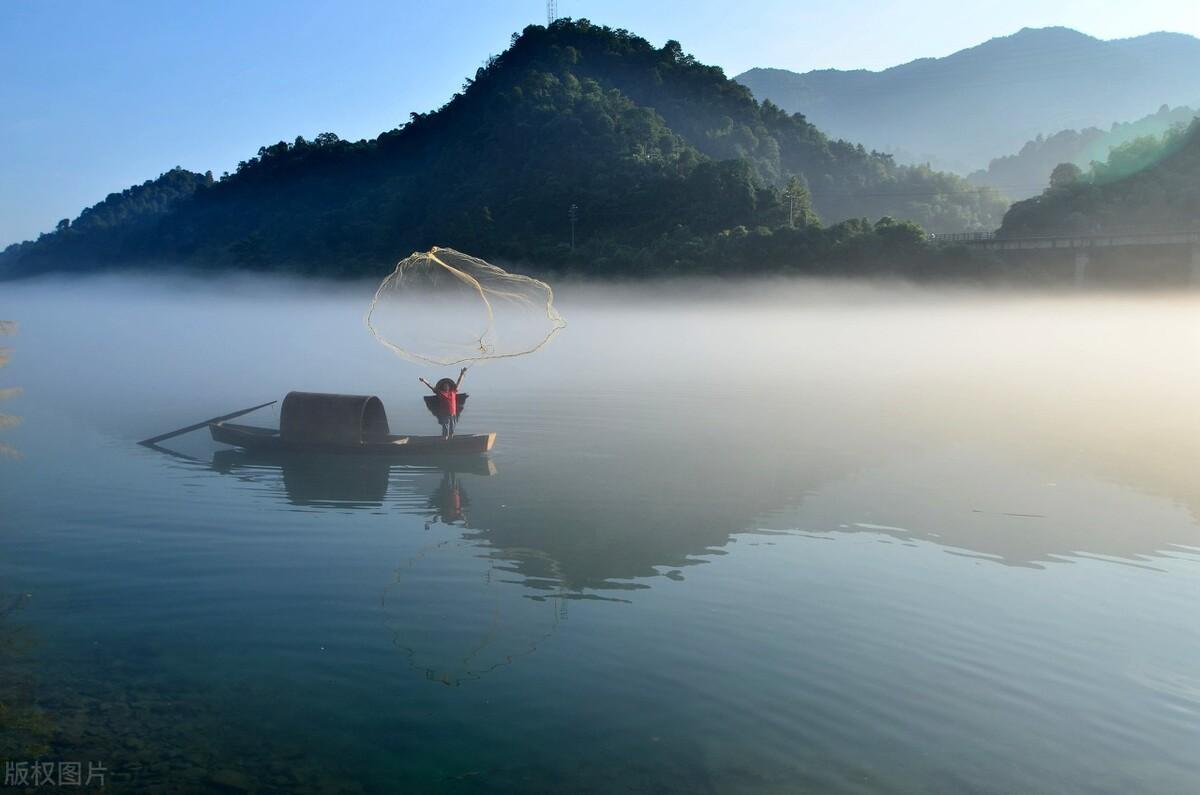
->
[436,388,457,417]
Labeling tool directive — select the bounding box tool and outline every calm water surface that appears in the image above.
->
[1,278,1199,793]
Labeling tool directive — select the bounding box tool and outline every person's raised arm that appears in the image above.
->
[418,377,439,394]
[455,367,467,388]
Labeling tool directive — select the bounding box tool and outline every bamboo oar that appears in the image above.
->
[138,400,276,447]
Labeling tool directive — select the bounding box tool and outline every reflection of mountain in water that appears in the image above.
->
[871,378,1200,567]
[0,320,19,459]
[205,415,855,594]
[196,385,1200,684]
[781,446,1200,569]
[206,385,1200,596]
[448,397,1199,587]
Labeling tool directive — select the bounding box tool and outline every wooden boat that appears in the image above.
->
[208,391,495,456]
[209,422,495,455]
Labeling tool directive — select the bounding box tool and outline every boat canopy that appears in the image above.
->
[279,392,390,446]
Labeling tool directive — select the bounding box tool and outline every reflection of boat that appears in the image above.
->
[210,448,496,507]
[209,392,495,455]
[212,449,391,507]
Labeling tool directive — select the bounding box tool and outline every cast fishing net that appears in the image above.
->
[366,247,565,367]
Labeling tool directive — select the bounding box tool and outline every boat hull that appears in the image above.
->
[210,422,495,455]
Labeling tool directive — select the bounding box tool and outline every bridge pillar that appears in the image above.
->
[1073,250,1089,285]
[1192,244,1200,286]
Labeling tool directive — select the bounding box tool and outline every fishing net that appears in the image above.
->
[366,247,565,367]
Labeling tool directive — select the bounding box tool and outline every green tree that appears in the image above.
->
[783,175,814,227]
[1049,162,1083,189]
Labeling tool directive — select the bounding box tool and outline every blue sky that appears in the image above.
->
[2,0,1198,246]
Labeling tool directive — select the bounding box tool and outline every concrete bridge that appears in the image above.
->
[929,229,1200,284]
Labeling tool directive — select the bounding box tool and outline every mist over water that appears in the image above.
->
[3,274,1200,792]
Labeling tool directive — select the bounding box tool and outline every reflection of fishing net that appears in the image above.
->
[382,533,566,687]
[365,247,565,367]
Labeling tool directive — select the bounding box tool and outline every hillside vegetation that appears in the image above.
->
[1,20,1003,279]
[999,120,1200,236]
[968,104,1198,199]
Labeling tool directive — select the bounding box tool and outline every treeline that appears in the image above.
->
[0,20,1006,280]
[969,104,1198,200]
[999,119,1200,236]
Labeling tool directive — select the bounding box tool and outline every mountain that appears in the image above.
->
[736,27,1200,175]
[968,104,1198,199]
[0,19,1004,280]
[999,119,1200,236]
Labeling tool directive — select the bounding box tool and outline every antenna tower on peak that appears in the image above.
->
[547,0,558,25]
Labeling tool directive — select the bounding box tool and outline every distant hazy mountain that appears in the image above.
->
[736,27,1200,174]
[967,104,1198,200]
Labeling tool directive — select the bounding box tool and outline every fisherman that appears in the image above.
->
[419,367,467,439]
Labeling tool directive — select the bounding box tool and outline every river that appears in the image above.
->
[2,276,1198,792]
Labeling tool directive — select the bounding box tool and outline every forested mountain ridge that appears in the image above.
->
[1,20,1003,279]
[968,104,1198,199]
[737,27,1200,175]
[999,119,1200,236]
